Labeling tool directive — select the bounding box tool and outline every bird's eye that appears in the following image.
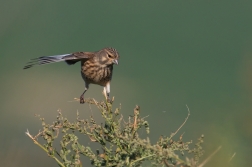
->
[108,54,112,58]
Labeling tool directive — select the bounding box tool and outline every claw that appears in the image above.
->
[80,96,85,104]
[106,97,111,104]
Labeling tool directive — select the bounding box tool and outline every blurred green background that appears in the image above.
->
[1,1,252,166]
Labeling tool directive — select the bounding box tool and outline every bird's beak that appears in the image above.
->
[113,59,119,65]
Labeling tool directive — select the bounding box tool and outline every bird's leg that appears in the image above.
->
[104,82,110,103]
[80,84,89,104]
[80,89,87,104]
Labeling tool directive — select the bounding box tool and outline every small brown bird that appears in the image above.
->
[24,47,119,104]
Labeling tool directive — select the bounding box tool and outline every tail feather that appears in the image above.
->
[23,54,70,69]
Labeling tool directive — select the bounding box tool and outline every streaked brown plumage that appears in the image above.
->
[24,47,119,103]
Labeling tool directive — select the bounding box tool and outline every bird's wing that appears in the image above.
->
[23,52,95,69]
[64,52,95,65]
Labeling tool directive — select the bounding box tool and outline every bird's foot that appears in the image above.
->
[80,96,85,104]
[106,98,110,103]
[106,96,115,104]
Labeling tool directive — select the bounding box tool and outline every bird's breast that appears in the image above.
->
[81,61,113,86]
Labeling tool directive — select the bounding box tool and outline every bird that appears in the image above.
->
[23,47,119,104]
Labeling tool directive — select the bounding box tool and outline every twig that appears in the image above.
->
[228,152,236,163]
[67,98,80,102]
[170,105,190,139]
[163,159,174,167]
[130,154,155,166]
[198,146,222,167]
[141,115,149,119]
[88,103,94,116]
[25,129,66,167]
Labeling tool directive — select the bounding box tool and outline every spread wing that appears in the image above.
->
[23,52,95,69]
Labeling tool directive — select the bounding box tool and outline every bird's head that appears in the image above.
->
[99,47,119,66]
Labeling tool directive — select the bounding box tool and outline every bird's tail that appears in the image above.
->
[23,54,70,69]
